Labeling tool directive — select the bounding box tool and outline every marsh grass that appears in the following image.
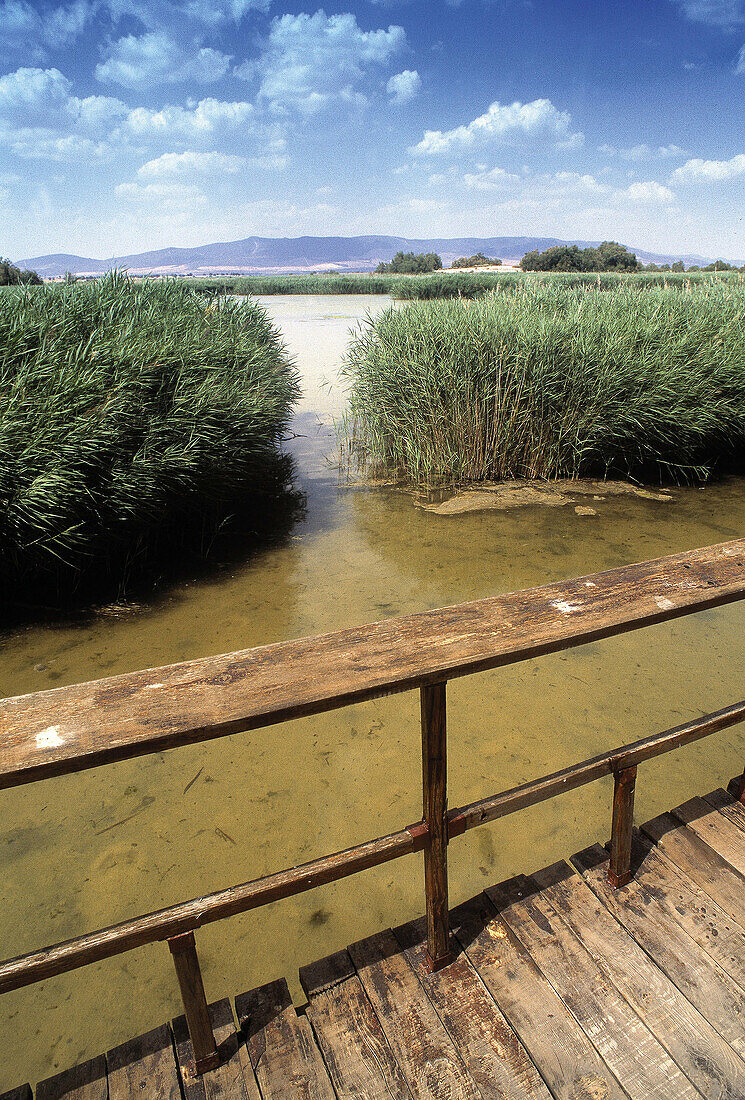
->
[341,281,745,487]
[0,273,301,603]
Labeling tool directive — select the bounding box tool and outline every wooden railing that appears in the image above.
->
[2,539,745,1073]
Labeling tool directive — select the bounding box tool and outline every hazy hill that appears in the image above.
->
[16,235,716,278]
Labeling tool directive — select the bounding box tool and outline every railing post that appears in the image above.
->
[421,681,452,971]
[168,931,220,1074]
[608,765,637,888]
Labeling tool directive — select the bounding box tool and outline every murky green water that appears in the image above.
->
[2,294,745,1088]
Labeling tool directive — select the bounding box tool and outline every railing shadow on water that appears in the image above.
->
[0,539,745,1072]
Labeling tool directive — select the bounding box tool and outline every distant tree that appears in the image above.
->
[375,251,443,274]
[687,265,700,271]
[520,241,637,273]
[671,261,685,272]
[0,258,41,285]
[703,259,736,272]
[451,252,502,269]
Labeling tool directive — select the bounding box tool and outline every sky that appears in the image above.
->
[3,0,745,261]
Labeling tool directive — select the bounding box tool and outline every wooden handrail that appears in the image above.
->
[1,538,744,791]
[2,538,745,1073]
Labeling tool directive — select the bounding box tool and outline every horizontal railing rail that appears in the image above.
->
[2,538,745,1073]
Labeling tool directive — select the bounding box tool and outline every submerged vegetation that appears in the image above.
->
[342,281,745,488]
[0,274,301,604]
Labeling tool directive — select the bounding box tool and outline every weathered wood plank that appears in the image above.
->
[348,929,482,1100]
[452,885,629,1100]
[670,796,745,876]
[420,682,451,970]
[172,998,261,1100]
[625,832,745,990]
[703,787,745,831]
[2,540,745,789]
[300,949,415,1100]
[107,1023,182,1100]
[531,860,745,1099]
[489,878,701,1100]
[574,843,745,1057]
[0,1087,32,1100]
[36,1056,107,1100]
[641,813,745,928]
[394,916,552,1099]
[235,978,336,1100]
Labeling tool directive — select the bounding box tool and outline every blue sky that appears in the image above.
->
[3,0,745,260]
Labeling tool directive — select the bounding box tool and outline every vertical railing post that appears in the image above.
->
[421,680,452,971]
[168,931,220,1074]
[608,765,637,888]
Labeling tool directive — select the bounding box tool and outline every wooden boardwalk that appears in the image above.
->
[7,785,745,1100]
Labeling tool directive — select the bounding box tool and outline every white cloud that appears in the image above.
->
[621,180,676,203]
[125,97,254,136]
[671,0,745,26]
[0,0,95,56]
[96,32,231,87]
[410,98,584,156]
[240,11,406,114]
[463,166,521,190]
[137,150,246,177]
[600,142,686,161]
[387,69,421,105]
[671,153,745,181]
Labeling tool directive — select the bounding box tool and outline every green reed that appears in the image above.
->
[341,281,745,487]
[0,273,301,600]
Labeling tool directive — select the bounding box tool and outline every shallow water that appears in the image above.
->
[2,294,745,1088]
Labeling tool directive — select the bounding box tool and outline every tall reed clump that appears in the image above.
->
[341,282,745,487]
[190,273,400,296]
[0,273,301,603]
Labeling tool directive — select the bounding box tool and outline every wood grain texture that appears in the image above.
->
[2,539,745,789]
[609,766,636,888]
[172,998,261,1100]
[452,886,629,1100]
[235,978,335,1100]
[531,860,745,1100]
[394,915,552,1099]
[107,1024,182,1100]
[575,843,745,1057]
[348,928,481,1099]
[36,1057,107,1100]
[0,1088,32,1100]
[421,683,450,969]
[300,949,414,1100]
[641,813,745,928]
[490,880,700,1100]
[670,796,745,876]
[168,932,217,1072]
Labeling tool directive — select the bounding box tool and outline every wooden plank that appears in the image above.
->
[531,860,745,1100]
[348,928,482,1099]
[235,978,336,1100]
[574,843,745,1057]
[670,796,745,876]
[641,812,745,928]
[107,1023,182,1100]
[703,787,745,831]
[36,1056,107,1100]
[172,998,261,1100]
[451,884,629,1100]
[0,826,416,995]
[394,916,552,1099]
[489,879,701,1100]
[168,932,218,1073]
[2,540,745,789]
[0,1087,32,1100]
[299,949,415,1100]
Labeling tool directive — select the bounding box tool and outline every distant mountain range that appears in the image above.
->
[15,235,718,278]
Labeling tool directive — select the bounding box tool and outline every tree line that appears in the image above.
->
[0,258,42,286]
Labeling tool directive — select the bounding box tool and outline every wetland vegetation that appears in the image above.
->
[342,280,745,487]
[0,274,301,606]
